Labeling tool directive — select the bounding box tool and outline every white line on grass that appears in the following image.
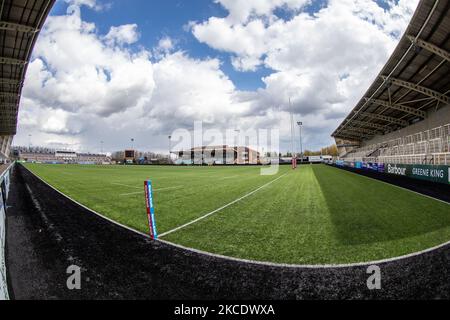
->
[21,164,450,269]
[154,185,184,192]
[218,175,239,180]
[159,173,289,237]
[111,182,141,189]
[119,191,143,196]
[119,185,184,196]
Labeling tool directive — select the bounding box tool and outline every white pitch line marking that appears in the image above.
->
[119,185,184,196]
[111,182,141,189]
[218,175,239,180]
[159,173,289,237]
[119,191,144,196]
[23,164,450,269]
[155,186,184,192]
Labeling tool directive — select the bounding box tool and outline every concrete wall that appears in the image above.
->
[335,138,361,157]
[363,104,450,147]
[0,136,13,160]
[0,163,13,300]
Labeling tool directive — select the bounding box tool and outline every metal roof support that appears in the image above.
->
[0,92,19,99]
[382,76,450,105]
[0,21,39,34]
[0,56,27,66]
[365,98,427,118]
[0,115,18,119]
[399,96,434,104]
[339,130,367,137]
[0,103,18,108]
[0,107,18,112]
[342,130,375,139]
[345,126,381,135]
[350,120,387,131]
[0,130,17,136]
[0,78,21,86]
[407,35,450,62]
[336,144,361,148]
[356,111,409,126]
[334,134,363,141]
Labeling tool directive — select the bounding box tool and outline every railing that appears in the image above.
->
[378,153,450,166]
[342,124,450,166]
[0,162,14,300]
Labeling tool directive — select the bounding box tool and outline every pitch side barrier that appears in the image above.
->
[0,163,13,300]
[335,161,450,185]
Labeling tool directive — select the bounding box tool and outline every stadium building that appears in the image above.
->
[174,145,260,165]
[333,0,450,172]
[13,147,110,164]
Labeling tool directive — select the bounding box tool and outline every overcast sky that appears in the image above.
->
[14,0,419,154]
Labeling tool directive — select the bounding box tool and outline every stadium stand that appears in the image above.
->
[0,0,55,300]
[0,136,13,161]
[0,0,55,159]
[342,122,450,165]
[333,0,450,167]
[12,146,111,164]
[174,146,260,165]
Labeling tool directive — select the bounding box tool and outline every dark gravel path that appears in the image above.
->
[5,164,450,300]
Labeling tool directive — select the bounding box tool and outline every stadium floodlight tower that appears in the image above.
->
[168,135,172,162]
[288,98,297,169]
[235,129,241,165]
[297,122,303,163]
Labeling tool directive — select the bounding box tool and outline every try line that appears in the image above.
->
[159,172,289,238]
[120,185,184,196]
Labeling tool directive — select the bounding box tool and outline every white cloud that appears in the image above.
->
[193,18,268,71]
[194,0,419,72]
[153,37,176,59]
[157,37,175,52]
[64,0,109,12]
[193,0,419,119]
[17,5,250,152]
[23,9,154,118]
[147,52,250,132]
[105,24,140,46]
[15,0,420,153]
[215,0,311,24]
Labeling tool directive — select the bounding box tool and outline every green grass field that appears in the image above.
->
[24,163,450,265]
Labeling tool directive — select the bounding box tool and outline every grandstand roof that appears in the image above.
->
[332,0,450,141]
[0,0,55,135]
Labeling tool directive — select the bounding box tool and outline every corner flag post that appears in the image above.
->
[144,180,158,239]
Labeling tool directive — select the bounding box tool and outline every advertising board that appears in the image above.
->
[385,164,450,185]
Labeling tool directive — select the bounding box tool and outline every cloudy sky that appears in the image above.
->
[14,0,419,154]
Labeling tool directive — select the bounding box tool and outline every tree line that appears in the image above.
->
[283,145,338,157]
